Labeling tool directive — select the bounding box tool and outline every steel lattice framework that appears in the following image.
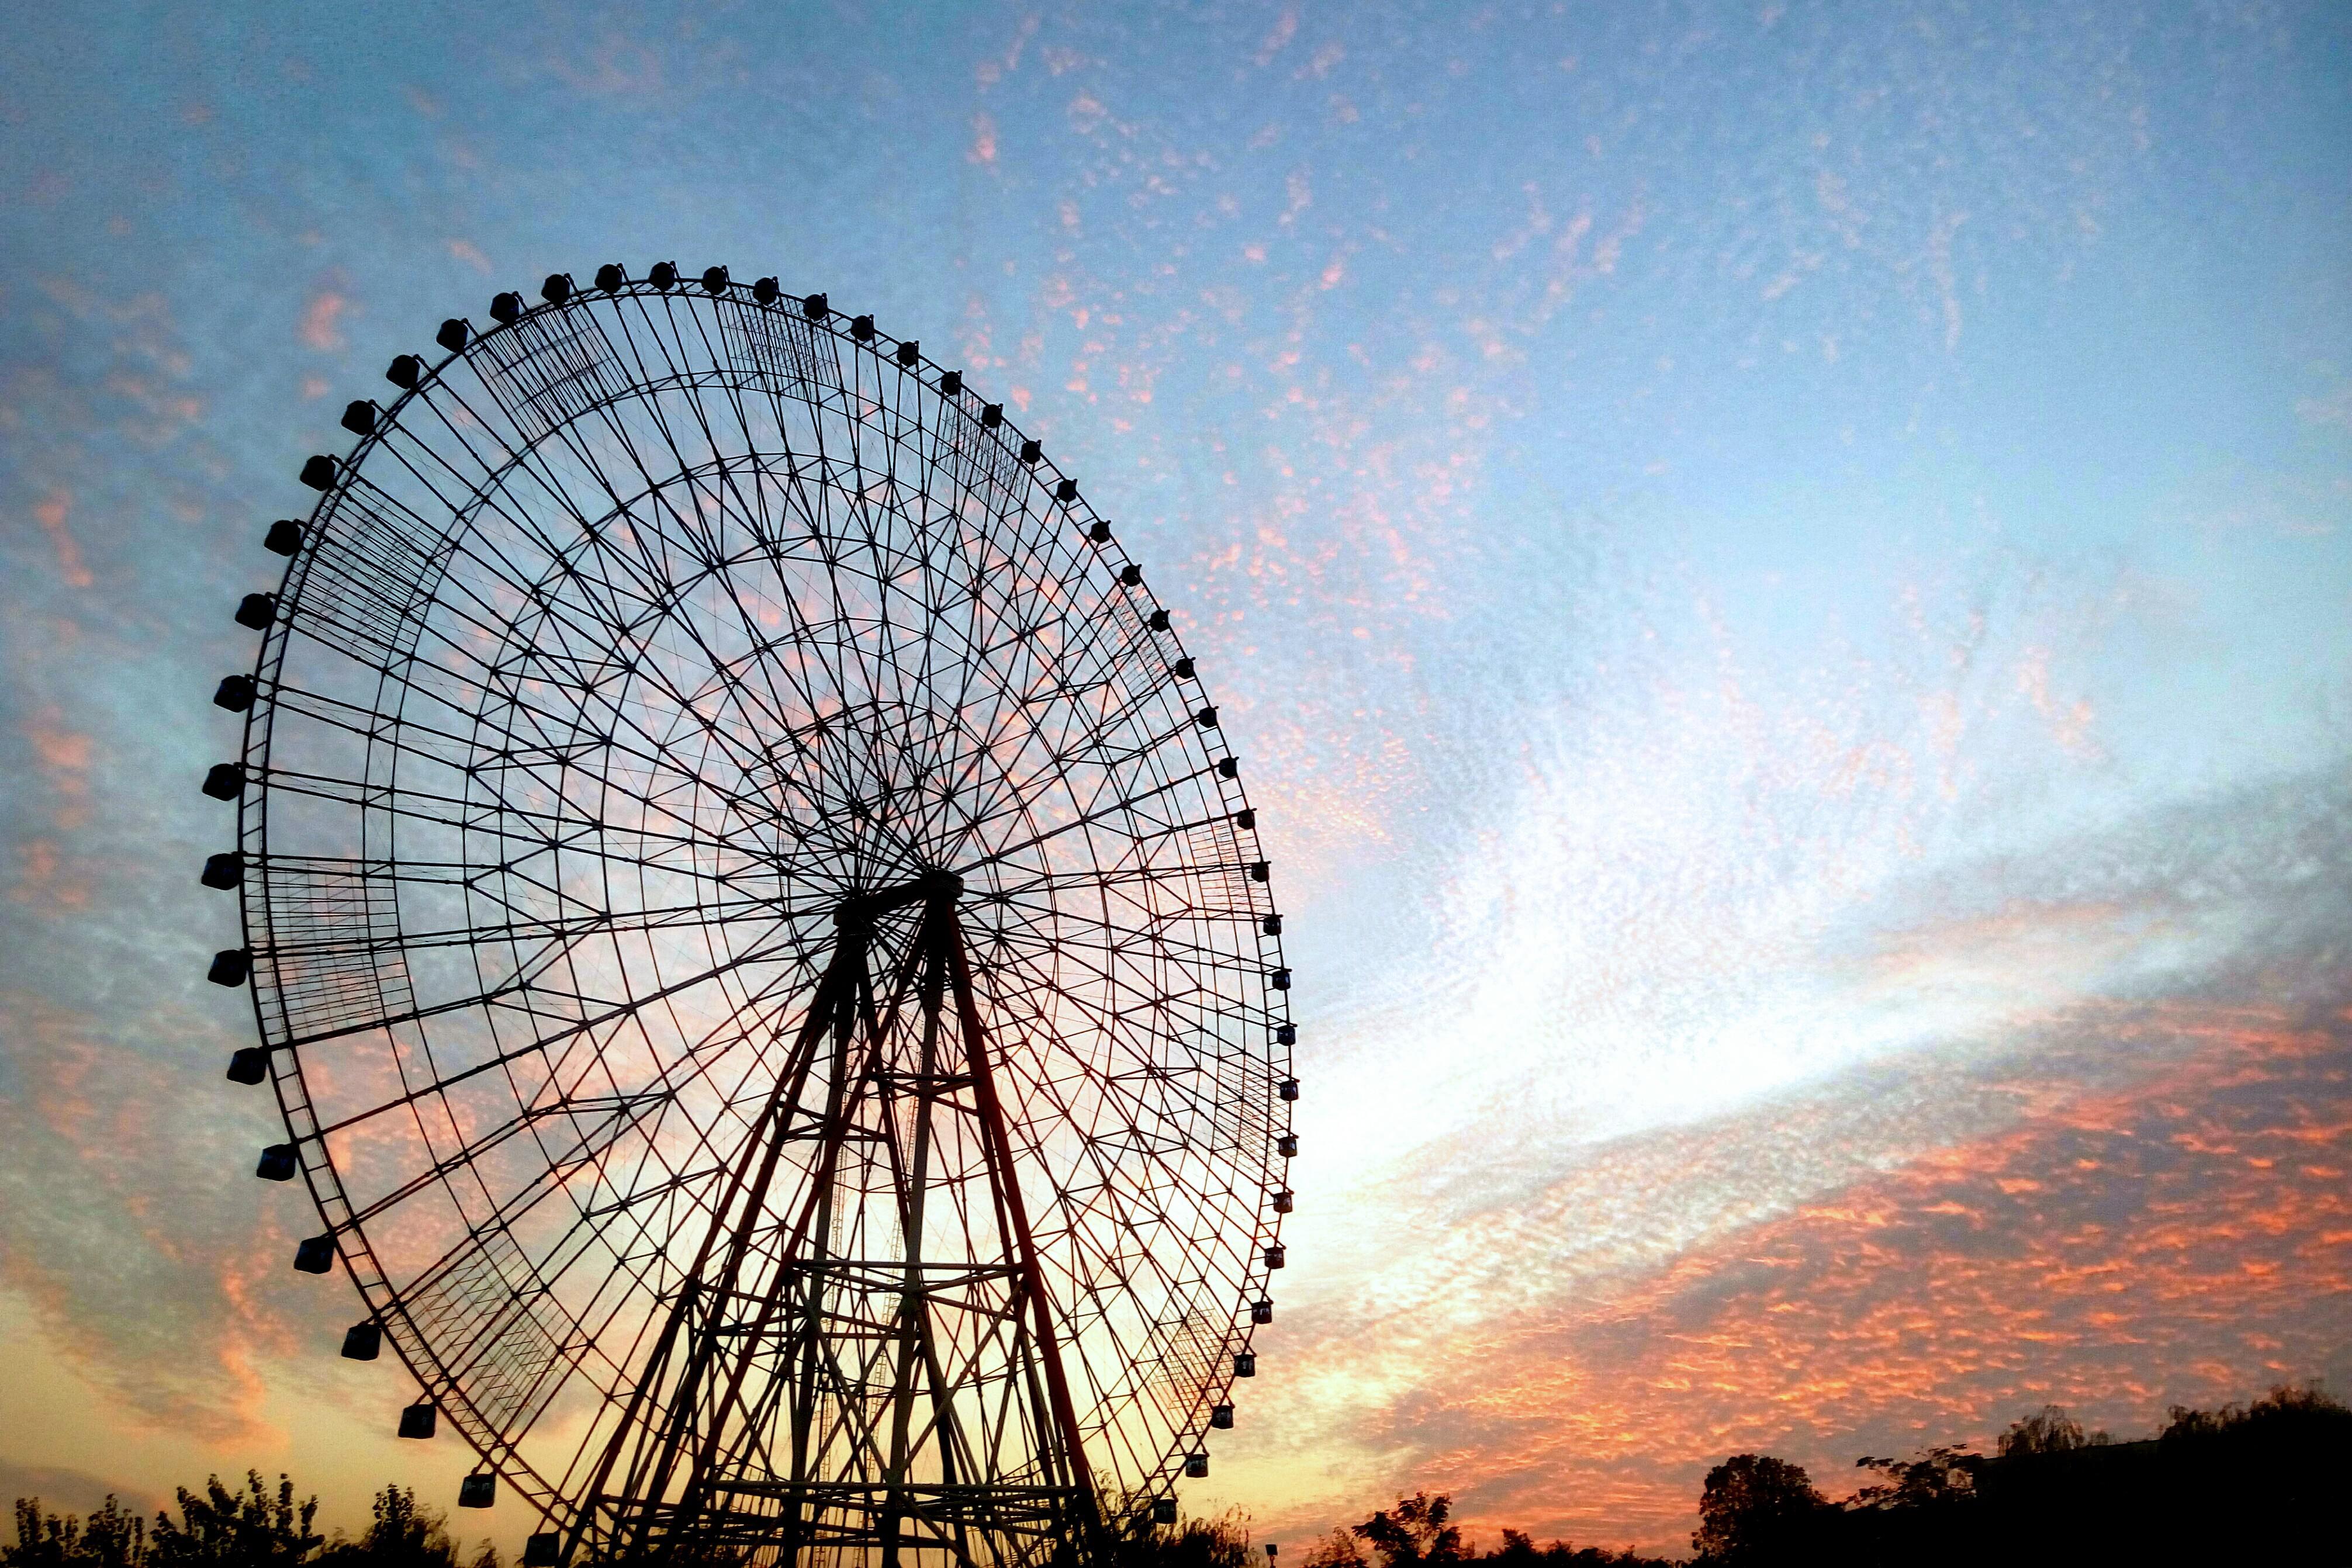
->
[200,262,1298,1566]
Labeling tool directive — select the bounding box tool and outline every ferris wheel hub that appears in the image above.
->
[833,868,966,929]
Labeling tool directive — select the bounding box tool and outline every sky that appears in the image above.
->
[2,0,2349,1557]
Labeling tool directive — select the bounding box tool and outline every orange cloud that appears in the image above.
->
[12,839,90,912]
[25,707,94,830]
[299,290,347,350]
[0,989,306,1445]
[33,493,92,588]
[1243,1001,2350,1555]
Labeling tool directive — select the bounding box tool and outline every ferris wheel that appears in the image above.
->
[198,261,1299,1564]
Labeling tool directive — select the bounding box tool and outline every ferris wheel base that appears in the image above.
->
[570,1483,1108,1564]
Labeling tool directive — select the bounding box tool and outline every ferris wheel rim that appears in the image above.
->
[214,262,1296,1541]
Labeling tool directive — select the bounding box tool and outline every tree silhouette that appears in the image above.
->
[148,1475,319,1568]
[1302,1511,1673,1566]
[1818,1383,2344,1564]
[1297,1527,1368,1567]
[1847,1443,1977,1511]
[5,1498,147,1568]
[2144,1381,2351,1559]
[10,1380,2347,1567]
[1482,1529,1673,1566]
[1350,1493,1466,1566]
[1995,1404,2093,1457]
[312,1487,469,1568]
[1689,1455,1824,1564]
[3,1480,513,1568]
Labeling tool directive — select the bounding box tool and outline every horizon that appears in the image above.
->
[9,1379,2336,1553]
[2,2,2348,1559]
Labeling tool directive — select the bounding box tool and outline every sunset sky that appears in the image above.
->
[3,2,2348,1558]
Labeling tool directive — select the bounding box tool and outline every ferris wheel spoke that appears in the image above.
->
[369,958,841,1331]
[1035,915,1267,992]
[983,1004,1264,1262]
[514,934,850,1203]
[267,659,800,873]
[343,1082,686,1233]
[331,891,819,962]
[481,587,787,811]
[303,922,812,1108]
[950,754,1225,878]
[261,769,769,885]
[987,727,1201,852]
[410,449,845,815]
[893,621,1095,871]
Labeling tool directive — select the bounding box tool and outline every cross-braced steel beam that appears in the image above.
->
[565,874,1107,1566]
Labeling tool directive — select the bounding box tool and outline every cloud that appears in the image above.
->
[12,837,91,911]
[1217,762,2352,1549]
[539,30,667,98]
[1242,982,2351,1553]
[1255,9,1300,69]
[2296,380,2351,432]
[23,707,94,831]
[33,494,92,588]
[298,292,347,352]
[1926,210,1969,352]
[0,1458,157,1520]
[0,989,303,1444]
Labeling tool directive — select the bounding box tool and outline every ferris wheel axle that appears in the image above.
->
[833,870,967,930]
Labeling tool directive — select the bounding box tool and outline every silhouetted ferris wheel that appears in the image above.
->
[198,261,1298,1564]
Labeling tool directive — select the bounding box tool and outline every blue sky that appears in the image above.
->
[3,2,2348,1555]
